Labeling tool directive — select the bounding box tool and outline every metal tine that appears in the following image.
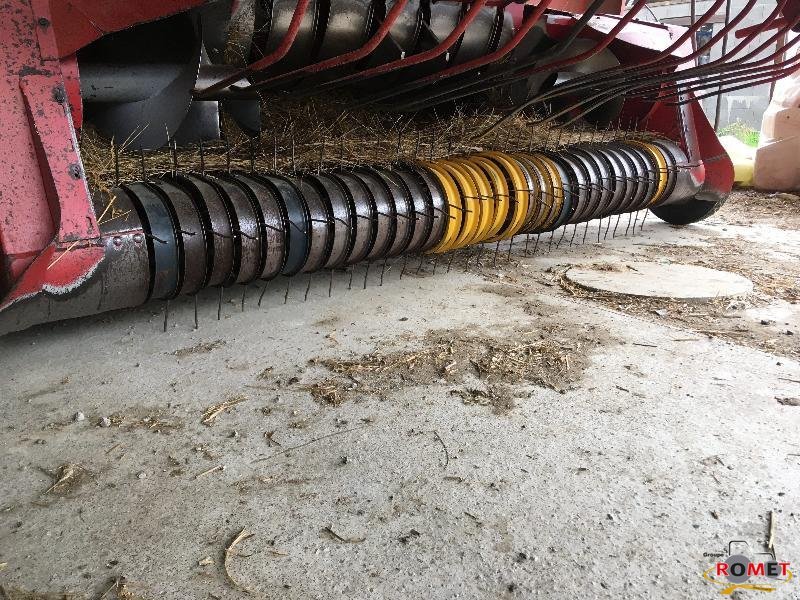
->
[163,300,170,332]
[533,233,540,254]
[555,226,567,249]
[241,285,248,311]
[194,295,199,329]
[632,210,641,233]
[380,258,388,286]
[569,224,577,247]
[396,128,403,161]
[416,255,425,275]
[328,269,334,297]
[640,209,649,231]
[225,138,232,173]
[284,278,291,304]
[139,148,147,181]
[493,241,501,266]
[250,137,256,173]
[363,261,371,289]
[446,251,455,273]
[582,222,589,244]
[258,281,270,307]
[348,265,355,290]
[612,213,622,237]
[291,131,296,173]
[273,133,278,171]
[507,236,514,260]
[218,287,224,320]
[114,141,120,186]
[624,212,634,235]
[171,139,179,176]
[548,230,555,252]
[400,254,408,279]
[432,254,439,274]
[199,139,206,174]
[604,214,612,239]
[304,274,313,301]
[597,217,603,243]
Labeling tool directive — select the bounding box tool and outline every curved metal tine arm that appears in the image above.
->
[393,0,611,111]
[196,0,312,98]
[528,0,758,106]
[307,0,491,93]
[672,58,800,104]
[475,0,649,138]
[355,0,555,107]
[244,0,411,93]
[641,32,800,101]
[534,6,797,127]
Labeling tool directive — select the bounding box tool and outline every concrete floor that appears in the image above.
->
[1,197,799,599]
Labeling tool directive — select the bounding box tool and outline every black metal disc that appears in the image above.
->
[172,173,236,288]
[392,166,432,254]
[123,182,180,300]
[351,167,397,261]
[305,173,356,270]
[328,170,377,265]
[228,172,288,280]
[262,174,311,276]
[148,178,208,295]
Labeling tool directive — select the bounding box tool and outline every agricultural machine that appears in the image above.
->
[0,0,794,335]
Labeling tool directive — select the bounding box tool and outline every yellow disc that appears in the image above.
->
[525,152,563,232]
[437,160,481,248]
[449,158,495,244]
[467,156,510,240]
[421,162,462,253]
[477,151,529,240]
[510,153,546,232]
[628,140,668,207]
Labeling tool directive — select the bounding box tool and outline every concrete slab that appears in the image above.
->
[565,262,754,300]
[1,198,799,600]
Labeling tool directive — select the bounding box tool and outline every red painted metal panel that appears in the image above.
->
[0,0,57,288]
[48,0,208,57]
[20,74,98,243]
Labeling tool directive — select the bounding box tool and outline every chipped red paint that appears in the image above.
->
[0,0,100,297]
[0,243,104,312]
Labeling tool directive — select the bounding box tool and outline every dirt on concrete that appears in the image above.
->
[1,188,799,599]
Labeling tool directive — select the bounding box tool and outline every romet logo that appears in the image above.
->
[702,541,793,594]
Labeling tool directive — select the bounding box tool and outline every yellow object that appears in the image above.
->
[437,160,481,248]
[719,135,755,187]
[527,153,564,231]
[628,140,668,206]
[477,151,529,240]
[422,162,463,253]
[468,156,510,240]
[450,158,495,244]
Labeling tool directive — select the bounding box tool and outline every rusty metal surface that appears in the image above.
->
[406,164,447,253]
[150,178,207,295]
[352,168,396,262]
[305,173,354,270]
[329,171,376,266]
[290,175,332,273]
[229,172,288,280]
[176,173,235,288]
[392,167,431,255]
[211,173,263,284]
[263,174,310,276]
[371,167,413,258]
[123,182,179,301]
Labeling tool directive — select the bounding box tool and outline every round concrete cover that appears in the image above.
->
[565,262,753,300]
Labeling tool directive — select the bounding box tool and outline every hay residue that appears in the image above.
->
[79,96,634,194]
[171,339,226,358]
[44,464,91,496]
[308,329,590,410]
